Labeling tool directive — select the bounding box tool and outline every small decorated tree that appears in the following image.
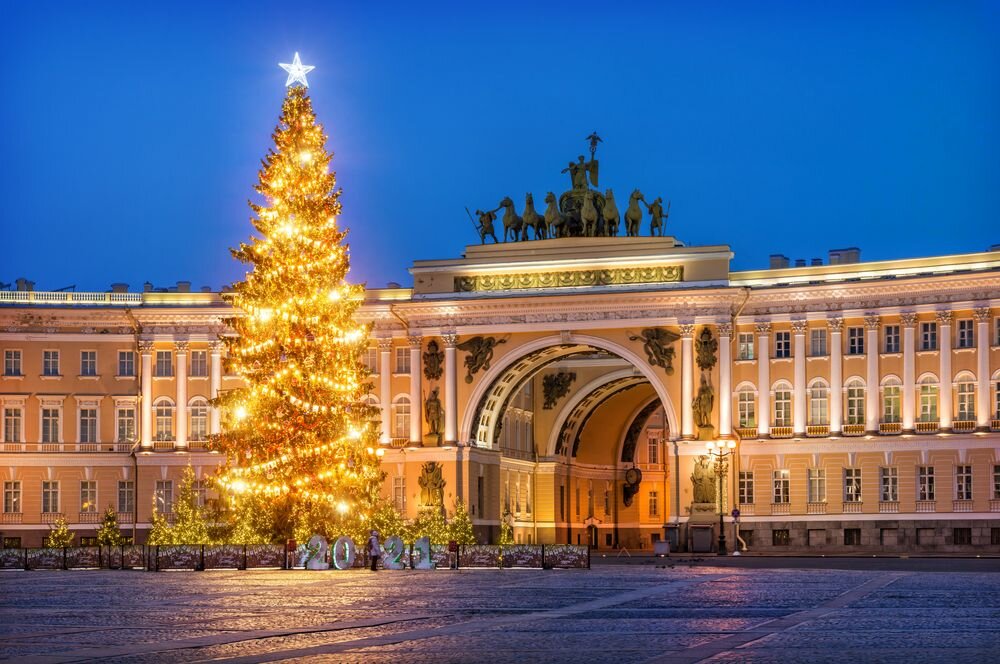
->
[146,500,174,546]
[448,499,476,545]
[44,516,74,548]
[96,506,126,546]
[172,467,211,544]
[409,508,450,545]
[499,507,514,545]
[227,493,273,545]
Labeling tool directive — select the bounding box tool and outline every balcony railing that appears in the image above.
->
[78,511,101,523]
[953,500,973,512]
[843,424,865,437]
[915,500,936,513]
[806,425,829,438]
[879,501,899,513]
[737,503,755,516]
[843,501,863,513]
[952,420,976,433]
[0,290,142,305]
[992,419,1000,432]
[0,512,22,524]
[771,426,793,439]
[40,512,64,523]
[78,443,100,452]
[153,441,175,451]
[807,502,827,515]
[118,512,135,524]
[2,443,24,452]
[770,502,790,515]
[990,499,1000,513]
[879,422,902,435]
[915,421,939,434]
[735,427,757,440]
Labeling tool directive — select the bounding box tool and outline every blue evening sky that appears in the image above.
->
[1,1,997,291]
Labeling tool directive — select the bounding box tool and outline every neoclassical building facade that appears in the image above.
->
[2,236,999,552]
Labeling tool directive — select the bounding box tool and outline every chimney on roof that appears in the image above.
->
[829,247,861,265]
[143,281,153,292]
[200,286,212,293]
[110,283,129,293]
[176,281,191,293]
[811,258,823,266]
[769,254,789,269]
[794,258,806,267]
[990,244,1000,252]
[15,278,35,292]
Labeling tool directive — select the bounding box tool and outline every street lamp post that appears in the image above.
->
[705,438,736,556]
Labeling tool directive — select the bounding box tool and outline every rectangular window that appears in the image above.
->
[575,485,580,517]
[921,322,937,350]
[558,484,565,521]
[646,435,658,464]
[192,481,208,508]
[3,349,22,376]
[477,476,485,518]
[809,328,827,356]
[847,327,864,355]
[807,468,826,503]
[880,467,898,502]
[3,408,22,443]
[956,465,972,501]
[737,333,755,360]
[189,402,208,441]
[155,480,173,514]
[994,465,1000,500]
[42,480,60,513]
[79,408,97,443]
[118,350,135,377]
[603,482,610,515]
[772,529,790,546]
[773,390,792,427]
[956,319,974,349]
[41,408,60,443]
[80,350,97,376]
[116,407,136,443]
[362,347,378,373]
[3,481,21,513]
[844,528,862,546]
[953,528,972,545]
[154,351,172,377]
[918,466,935,501]
[844,468,862,503]
[648,491,658,517]
[739,471,754,505]
[772,470,790,504]
[809,386,828,425]
[391,476,405,512]
[43,350,60,376]
[189,350,208,377]
[738,391,756,428]
[118,480,134,515]
[846,384,865,425]
[919,384,938,422]
[884,325,900,353]
[80,480,97,513]
[394,348,410,374]
[774,331,791,358]
[882,386,901,423]
[957,383,975,421]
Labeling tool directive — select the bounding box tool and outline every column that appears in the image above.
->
[756,322,771,437]
[139,340,153,449]
[378,338,393,444]
[443,333,458,444]
[901,313,917,432]
[974,307,992,429]
[408,335,423,445]
[208,341,223,435]
[864,314,880,433]
[174,340,188,450]
[829,317,843,435]
[937,311,953,431]
[680,324,695,439]
[717,322,733,436]
[792,320,807,436]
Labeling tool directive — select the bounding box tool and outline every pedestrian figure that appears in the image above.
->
[367,530,381,571]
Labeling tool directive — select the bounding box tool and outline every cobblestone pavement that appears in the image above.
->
[2,559,999,663]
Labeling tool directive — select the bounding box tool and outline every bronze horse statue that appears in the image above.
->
[603,188,620,237]
[543,192,566,238]
[625,189,645,237]
[522,193,546,240]
[498,197,523,242]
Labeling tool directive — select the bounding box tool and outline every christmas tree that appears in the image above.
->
[213,63,383,541]
[172,467,211,544]
[44,516,74,548]
[448,500,476,545]
[147,501,174,546]
[96,506,126,546]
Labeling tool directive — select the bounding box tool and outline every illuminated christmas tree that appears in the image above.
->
[213,57,383,542]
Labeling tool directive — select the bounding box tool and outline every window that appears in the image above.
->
[391,476,406,512]
[193,481,208,508]
[648,491,658,517]
[918,466,935,501]
[845,380,865,425]
[118,350,135,377]
[956,465,972,501]
[3,407,22,443]
[810,329,827,356]
[808,468,826,503]
[847,327,864,355]
[190,399,208,441]
[773,386,791,427]
[956,319,974,349]
[80,350,97,376]
[79,408,97,443]
[882,380,901,423]
[362,347,378,373]
[737,389,755,428]
[737,333,755,360]
[953,528,972,546]
[42,480,60,513]
[575,485,580,517]
[919,378,938,422]
[479,476,486,518]
[956,382,975,421]
[41,408,60,443]
[394,348,410,374]
[3,537,21,548]
[190,350,208,377]
[392,396,410,438]
[3,481,21,513]
[155,480,173,514]
[880,467,898,502]
[844,528,862,546]
[154,400,173,441]
[844,468,862,503]
[587,481,594,518]
[884,325,900,353]
[773,470,790,504]
[772,529,790,546]
[920,322,937,350]
[3,350,22,376]
[994,465,1000,500]
[43,350,60,376]
[80,480,97,513]
[558,484,565,520]
[514,476,521,513]
[774,331,790,358]
[603,482,611,515]
[808,383,828,425]
[118,480,134,515]
[154,351,172,377]
[996,381,1000,419]
[739,471,754,504]
[646,434,658,464]
[117,406,136,443]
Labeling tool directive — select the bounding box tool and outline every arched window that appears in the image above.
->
[881,377,901,424]
[808,380,829,425]
[189,398,208,441]
[153,398,174,441]
[955,373,976,422]
[392,396,410,439]
[736,386,756,428]
[773,383,792,427]
[918,376,938,422]
[845,379,865,426]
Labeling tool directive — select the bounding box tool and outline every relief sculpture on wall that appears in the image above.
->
[628,328,680,375]
[456,336,506,383]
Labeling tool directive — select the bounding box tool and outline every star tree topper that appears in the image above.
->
[279,52,315,87]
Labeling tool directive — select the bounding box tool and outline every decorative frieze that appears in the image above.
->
[453,265,683,293]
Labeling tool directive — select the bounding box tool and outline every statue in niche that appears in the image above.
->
[424,387,444,446]
[422,340,444,381]
[456,336,506,383]
[691,455,716,505]
[542,371,576,409]
[418,461,445,508]
[693,373,716,440]
[628,328,680,375]
[695,327,718,371]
